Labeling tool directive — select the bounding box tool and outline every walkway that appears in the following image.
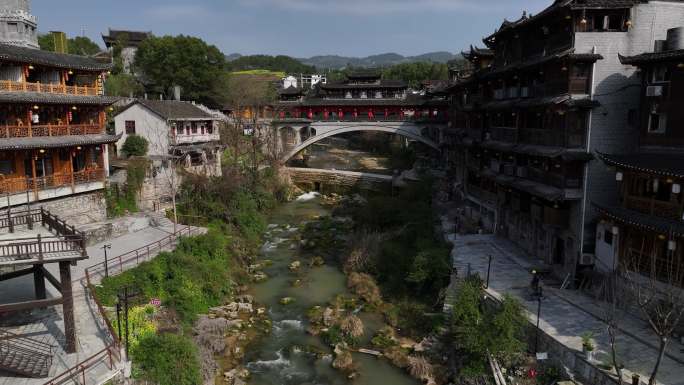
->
[0,218,201,385]
[442,225,684,385]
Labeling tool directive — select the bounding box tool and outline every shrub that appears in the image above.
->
[131,333,201,385]
[121,135,149,157]
[347,272,382,306]
[340,315,364,339]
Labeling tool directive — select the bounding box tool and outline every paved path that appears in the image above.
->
[0,219,198,385]
[443,229,684,385]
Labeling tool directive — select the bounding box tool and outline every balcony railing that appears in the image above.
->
[170,132,220,145]
[1,124,102,138]
[0,169,105,196]
[518,127,586,148]
[624,195,682,221]
[0,80,99,96]
[489,126,518,143]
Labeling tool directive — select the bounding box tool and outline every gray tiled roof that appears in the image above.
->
[593,202,684,237]
[597,152,684,178]
[0,134,121,150]
[134,99,216,120]
[0,91,118,105]
[0,43,112,72]
[320,79,407,90]
[619,49,684,65]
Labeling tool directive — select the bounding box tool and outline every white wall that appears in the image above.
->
[575,1,684,253]
[114,104,170,157]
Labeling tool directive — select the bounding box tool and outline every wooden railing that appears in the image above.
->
[0,208,86,260]
[0,80,99,96]
[0,169,105,196]
[1,123,102,138]
[624,195,682,220]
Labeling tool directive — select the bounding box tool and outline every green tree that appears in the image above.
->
[227,54,315,74]
[37,34,101,55]
[105,73,143,97]
[382,62,449,87]
[121,135,149,157]
[134,35,226,107]
[68,36,101,55]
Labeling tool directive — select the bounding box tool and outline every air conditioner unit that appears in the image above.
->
[579,253,595,266]
[491,160,501,172]
[646,85,663,97]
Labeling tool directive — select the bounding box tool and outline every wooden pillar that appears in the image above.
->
[30,151,38,201]
[59,261,76,353]
[33,265,46,300]
[68,149,75,192]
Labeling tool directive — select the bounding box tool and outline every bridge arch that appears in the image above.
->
[280,123,439,163]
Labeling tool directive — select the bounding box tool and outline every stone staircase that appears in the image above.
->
[147,210,175,230]
[0,329,53,378]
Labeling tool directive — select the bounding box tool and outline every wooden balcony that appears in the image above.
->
[0,80,100,96]
[0,169,105,197]
[518,127,586,148]
[1,124,102,138]
[624,195,682,221]
[489,126,518,143]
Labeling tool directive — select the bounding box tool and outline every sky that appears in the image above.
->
[33,0,550,58]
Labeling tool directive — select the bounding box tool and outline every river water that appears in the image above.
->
[243,195,419,385]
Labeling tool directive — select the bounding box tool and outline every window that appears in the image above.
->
[191,122,198,134]
[604,229,613,245]
[651,65,670,83]
[0,159,14,175]
[648,112,666,133]
[7,23,18,33]
[125,120,136,134]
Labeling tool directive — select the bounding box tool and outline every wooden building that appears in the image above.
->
[594,27,684,281]
[277,71,448,123]
[447,0,684,280]
[0,42,118,209]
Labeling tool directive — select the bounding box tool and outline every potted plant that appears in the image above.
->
[581,332,595,361]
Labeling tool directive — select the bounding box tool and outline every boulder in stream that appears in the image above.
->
[289,260,301,271]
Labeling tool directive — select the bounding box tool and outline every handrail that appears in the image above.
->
[0,79,99,96]
[45,226,201,385]
[0,169,105,196]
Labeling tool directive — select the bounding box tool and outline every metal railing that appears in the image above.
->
[46,226,201,385]
[0,79,99,96]
[0,328,55,377]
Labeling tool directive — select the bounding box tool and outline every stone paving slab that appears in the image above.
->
[446,231,684,385]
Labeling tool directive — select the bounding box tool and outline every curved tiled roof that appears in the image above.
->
[618,49,684,65]
[0,134,121,150]
[0,43,112,72]
[0,91,118,105]
[320,79,407,90]
[597,152,684,179]
[594,202,684,237]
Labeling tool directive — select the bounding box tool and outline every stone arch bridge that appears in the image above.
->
[274,121,446,163]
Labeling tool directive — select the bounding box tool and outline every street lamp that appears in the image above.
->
[102,244,112,278]
[535,286,543,354]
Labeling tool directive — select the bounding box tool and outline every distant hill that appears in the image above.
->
[299,51,460,70]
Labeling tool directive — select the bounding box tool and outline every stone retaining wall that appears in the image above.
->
[286,167,392,194]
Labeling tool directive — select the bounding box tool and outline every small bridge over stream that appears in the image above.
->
[274,120,446,163]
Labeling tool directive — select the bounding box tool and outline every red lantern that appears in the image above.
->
[338,109,343,119]
[307,109,313,119]
[368,110,374,119]
[279,111,285,119]
[384,108,389,118]
[353,108,358,119]
[323,108,329,120]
